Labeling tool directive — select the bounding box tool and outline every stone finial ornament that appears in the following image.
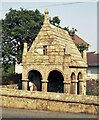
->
[44,8,49,14]
[44,8,49,24]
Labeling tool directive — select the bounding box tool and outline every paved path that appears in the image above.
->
[1,107,98,118]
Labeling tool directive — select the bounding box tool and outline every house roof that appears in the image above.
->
[73,34,89,46]
[87,51,99,66]
[30,9,87,67]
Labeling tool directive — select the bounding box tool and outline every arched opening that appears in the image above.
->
[77,72,82,80]
[77,72,82,94]
[70,72,76,94]
[71,72,76,80]
[28,70,42,91]
[47,70,64,93]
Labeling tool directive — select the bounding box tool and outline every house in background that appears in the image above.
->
[73,34,89,46]
[73,34,89,61]
[72,35,98,80]
[87,51,99,80]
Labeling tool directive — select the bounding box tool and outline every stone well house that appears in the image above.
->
[22,9,88,95]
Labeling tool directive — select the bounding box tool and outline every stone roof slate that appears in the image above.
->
[30,9,87,67]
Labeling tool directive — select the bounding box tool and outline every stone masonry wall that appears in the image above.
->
[0,88,99,114]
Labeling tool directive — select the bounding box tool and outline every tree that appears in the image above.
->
[63,26,77,38]
[2,8,89,73]
[2,8,44,71]
[2,9,61,72]
[50,16,60,26]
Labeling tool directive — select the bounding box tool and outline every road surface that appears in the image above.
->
[1,107,98,118]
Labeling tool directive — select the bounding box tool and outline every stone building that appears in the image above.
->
[22,9,87,95]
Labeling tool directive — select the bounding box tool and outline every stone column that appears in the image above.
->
[79,79,86,95]
[71,80,78,94]
[63,81,71,94]
[22,79,29,90]
[41,80,48,92]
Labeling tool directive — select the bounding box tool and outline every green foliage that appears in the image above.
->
[2,8,44,68]
[2,64,22,85]
[2,64,14,76]
[50,16,60,26]
[76,43,89,51]
[2,9,61,73]
[0,66,2,77]
[63,26,77,37]
[2,73,21,85]
[2,8,89,75]
[86,92,99,96]
[1,9,62,85]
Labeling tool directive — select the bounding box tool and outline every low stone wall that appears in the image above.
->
[0,88,99,114]
[2,84,19,89]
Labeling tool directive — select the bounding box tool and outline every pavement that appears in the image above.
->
[1,107,98,119]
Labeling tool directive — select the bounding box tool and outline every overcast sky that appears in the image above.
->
[1,0,98,52]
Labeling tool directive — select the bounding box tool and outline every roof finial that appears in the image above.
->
[45,8,49,15]
[44,8,49,24]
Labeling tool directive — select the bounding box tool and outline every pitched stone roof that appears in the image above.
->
[87,51,99,66]
[29,8,87,67]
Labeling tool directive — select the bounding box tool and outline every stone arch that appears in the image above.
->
[70,72,76,94]
[47,70,64,93]
[77,72,83,80]
[77,72,83,94]
[27,68,44,79]
[71,72,76,80]
[47,68,65,79]
[28,70,42,91]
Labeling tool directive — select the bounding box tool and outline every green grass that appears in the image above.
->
[86,92,99,96]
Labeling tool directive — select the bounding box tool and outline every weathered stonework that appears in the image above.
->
[22,9,88,95]
[0,88,99,114]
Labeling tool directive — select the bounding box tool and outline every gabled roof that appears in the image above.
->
[30,9,87,67]
[73,34,89,46]
[87,51,99,66]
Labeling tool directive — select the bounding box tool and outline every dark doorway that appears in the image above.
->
[47,70,64,93]
[28,70,42,91]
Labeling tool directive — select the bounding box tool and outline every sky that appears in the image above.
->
[1,0,98,52]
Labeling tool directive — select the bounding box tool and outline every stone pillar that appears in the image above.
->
[41,80,48,92]
[79,79,86,95]
[71,80,78,94]
[22,79,28,90]
[63,81,71,94]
